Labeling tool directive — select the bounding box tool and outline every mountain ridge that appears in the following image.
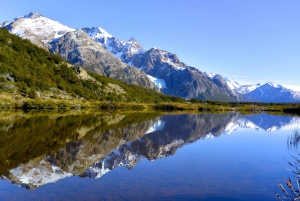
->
[0,28,183,104]
[2,12,298,102]
[82,26,243,101]
[221,76,300,102]
[0,12,157,90]
[0,12,243,101]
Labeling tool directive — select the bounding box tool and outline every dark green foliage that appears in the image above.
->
[0,76,6,83]
[0,28,59,92]
[0,28,107,100]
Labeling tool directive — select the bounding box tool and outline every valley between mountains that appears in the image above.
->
[1,12,300,104]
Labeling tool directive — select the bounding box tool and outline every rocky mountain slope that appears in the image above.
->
[83,27,243,101]
[0,12,156,90]
[0,28,181,103]
[49,30,155,89]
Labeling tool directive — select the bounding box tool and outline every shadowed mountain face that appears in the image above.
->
[127,48,242,101]
[1,112,299,190]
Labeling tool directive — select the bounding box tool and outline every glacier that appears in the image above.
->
[146,75,167,90]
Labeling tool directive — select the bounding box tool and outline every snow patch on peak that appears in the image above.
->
[1,12,75,43]
[82,27,113,39]
[266,82,279,88]
[150,49,183,68]
[83,27,144,60]
[174,66,185,71]
[220,76,261,94]
[223,77,241,90]
[23,12,43,19]
[204,72,216,79]
[128,37,137,42]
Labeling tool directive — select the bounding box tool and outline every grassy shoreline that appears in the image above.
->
[1,93,300,114]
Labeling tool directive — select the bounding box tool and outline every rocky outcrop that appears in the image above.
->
[49,30,156,90]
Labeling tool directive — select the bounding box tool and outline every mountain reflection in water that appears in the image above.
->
[0,112,299,191]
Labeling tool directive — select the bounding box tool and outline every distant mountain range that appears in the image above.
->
[1,12,299,102]
[222,77,300,102]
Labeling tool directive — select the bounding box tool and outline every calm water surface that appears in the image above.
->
[0,112,299,200]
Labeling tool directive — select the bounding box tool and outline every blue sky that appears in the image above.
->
[1,0,300,90]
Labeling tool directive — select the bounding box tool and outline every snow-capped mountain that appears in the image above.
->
[0,12,75,48]
[3,12,299,102]
[82,27,145,60]
[204,73,260,100]
[221,77,261,94]
[235,83,261,94]
[0,12,156,90]
[1,12,243,100]
[223,77,241,90]
[221,76,300,102]
[82,27,243,101]
[246,82,300,102]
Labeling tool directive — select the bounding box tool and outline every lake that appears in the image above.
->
[0,111,299,200]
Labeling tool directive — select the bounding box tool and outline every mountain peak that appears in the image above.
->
[82,27,113,39]
[266,82,280,88]
[24,12,43,19]
[128,37,137,42]
[127,37,142,49]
